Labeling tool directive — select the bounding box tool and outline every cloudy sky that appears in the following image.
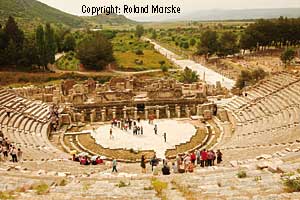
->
[38,0,300,21]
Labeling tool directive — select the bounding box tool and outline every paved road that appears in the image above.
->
[144,38,236,89]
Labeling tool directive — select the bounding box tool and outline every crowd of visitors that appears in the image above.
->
[110,118,145,136]
[109,117,166,140]
[0,132,23,163]
[72,153,105,165]
[142,149,223,175]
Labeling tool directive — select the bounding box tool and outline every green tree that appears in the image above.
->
[151,30,157,39]
[158,60,166,66]
[63,33,76,51]
[235,70,252,89]
[5,39,18,65]
[196,30,219,59]
[218,31,239,57]
[160,65,169,73]
[4,16,24,48]
[235,68,267,89]
[280,48,296,66]
[76,33,114,70]
[190,38,196,46]
[45,23,56,64]
[36,25,46,66]
[19,37,38,67]
[179,67,199,83]
[135,25,144,38]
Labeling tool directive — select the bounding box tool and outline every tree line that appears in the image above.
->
[0,16,76,70]
[196,17,300,58]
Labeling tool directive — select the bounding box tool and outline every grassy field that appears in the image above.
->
[56,52,80,71]
[112,32,174,71]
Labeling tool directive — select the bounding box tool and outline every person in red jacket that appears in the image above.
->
[200,149,208,167]
[190,151,196,165]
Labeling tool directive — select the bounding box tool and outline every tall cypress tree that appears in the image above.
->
[4,16,24,48]
[36,25,46,66]
[45,23,56,65]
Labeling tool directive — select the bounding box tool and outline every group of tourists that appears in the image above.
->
[139,149,223,175]
[0,132,23,163]
[72,154,105,165]
[109,118,168,143]
[110,118,144,136]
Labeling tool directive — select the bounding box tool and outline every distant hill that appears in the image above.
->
[135,8,300,22]
[0,0,135,29]
[83,14,136,26]
[180,8,300,21]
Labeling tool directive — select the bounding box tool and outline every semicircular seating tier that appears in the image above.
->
[0,88,67,161]
[218,72,300,160]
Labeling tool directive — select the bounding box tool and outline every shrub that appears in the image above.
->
[115,180,130,188]
[144,186,154,190]
[160,65,169,73]
[282,174,300,192]
[237,170,247,178]
[0,191,14,199]
[135,49,144,55]
[254,176,262,181]
[59,179,68,186]
[151,178,168,197]
[158,60,166,66]
[32,182,49,195]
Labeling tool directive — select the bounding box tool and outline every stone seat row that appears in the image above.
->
[226,72,300,110]
[0,89,50,122]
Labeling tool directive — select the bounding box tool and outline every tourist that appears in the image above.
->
[112,158,118,173]
[212,150,216,166]
[172,162,178,173]
[196,149,201,166]
[133,125,136,135]
[0,135,3,145]
[154,124,158,134]
[150,154,158,171]
[141,155,146,173]
[17,148,23,162]
[0,145,3,162]
[96,157,104,165]
[6,109,11,118]
[109,128,113,139]
[141,126,143,135]
[162,160,170,175]
[200,149,207,167]
[207,150,214,166]
[128,120,132,130]
[10,147,18,162]
[187,162,194,173]
[2,144,8,160]
[183,154,191,173]
[137,126,140,135]
[163,132,167,142]
[217,150,223,164]
[190,151,196,165]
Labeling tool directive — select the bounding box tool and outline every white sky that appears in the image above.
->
[38,0,300,20]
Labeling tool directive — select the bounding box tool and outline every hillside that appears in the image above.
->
[135,8,300,22]
[180,8,300,22]
[83,14,136,26]
[0,0,135,29]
